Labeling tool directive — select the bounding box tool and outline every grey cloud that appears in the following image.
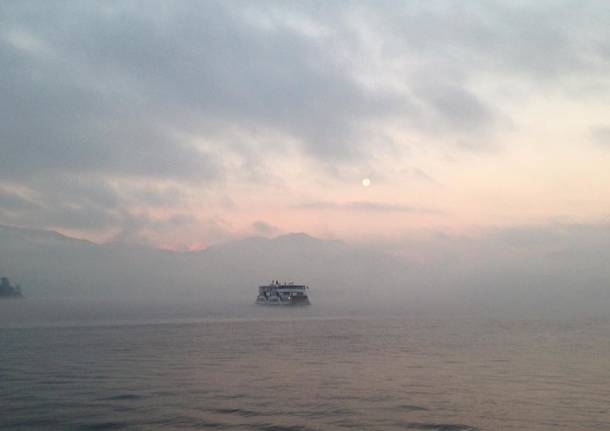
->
[30,176,121,209]
[296,201,443,214]
[252,221,281,236]
[0,196,120,231]
[3,0,608,181]
[0,194,122,232]
[0,176,189,234]
[1,5,222,181]
[404,168,442,187]
[0,0,518,188]
[126,186,185,207]
[0,189,38,211]
[1,1,394,163]
[357,1,610,141]
[591,126,610,148]
[376,1,608,80]
[1,1,609,237]
[42,206,121,231]
[0,63,222,181]
[413,83,495,134]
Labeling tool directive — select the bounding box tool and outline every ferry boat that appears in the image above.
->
[255,281,310,306]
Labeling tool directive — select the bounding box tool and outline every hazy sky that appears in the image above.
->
[2,1,610,249]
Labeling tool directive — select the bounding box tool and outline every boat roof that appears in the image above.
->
[260,282,308,288]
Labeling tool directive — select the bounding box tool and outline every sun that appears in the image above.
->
[362,178,371,187]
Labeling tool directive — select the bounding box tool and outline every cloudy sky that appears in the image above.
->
[1,1,610,250]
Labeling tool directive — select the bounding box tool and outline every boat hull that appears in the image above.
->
[255,281,311,306]
[255,296,310,306]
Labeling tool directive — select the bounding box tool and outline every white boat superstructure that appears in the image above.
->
[255,281,310,306]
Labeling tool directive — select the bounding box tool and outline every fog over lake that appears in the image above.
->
[2,223,610,320]
[2,1,610,430]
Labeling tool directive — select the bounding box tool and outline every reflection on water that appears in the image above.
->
[1,302,609,430]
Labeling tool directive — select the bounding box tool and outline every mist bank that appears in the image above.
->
[0,225,407,302]
[1,223,610,318]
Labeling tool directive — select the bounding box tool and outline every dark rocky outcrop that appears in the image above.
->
[0,277,23,298]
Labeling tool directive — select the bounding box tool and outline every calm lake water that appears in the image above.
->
[1,301,609,430]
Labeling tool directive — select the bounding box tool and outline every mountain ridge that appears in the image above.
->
[0,224,408,300]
